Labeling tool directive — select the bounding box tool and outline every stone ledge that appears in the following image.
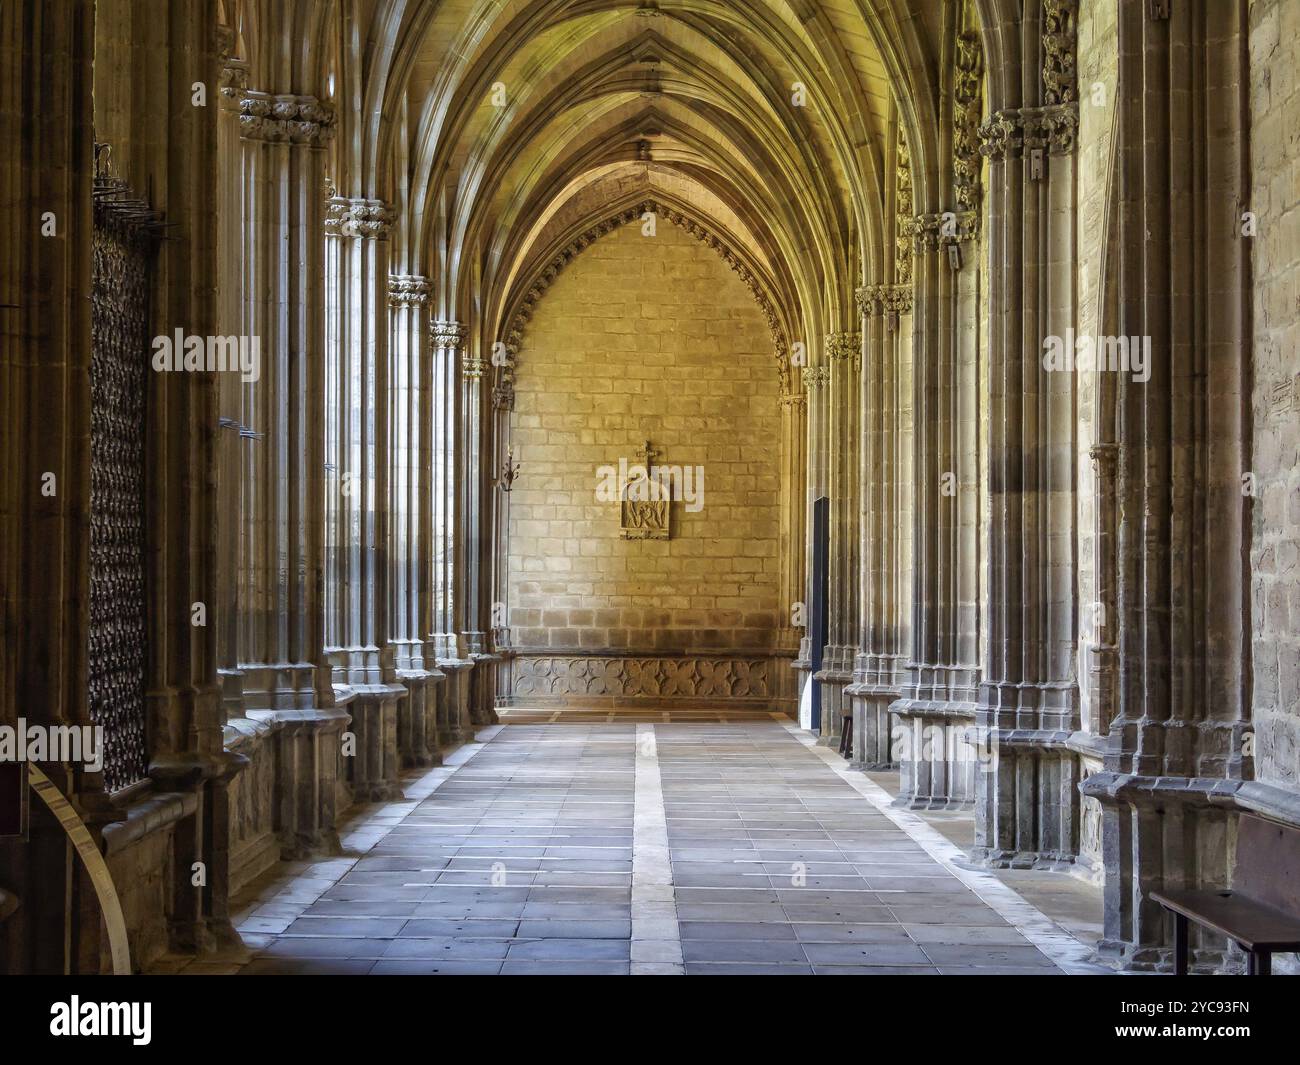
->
[102,791,197,856]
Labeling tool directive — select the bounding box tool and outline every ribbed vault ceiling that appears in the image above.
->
[395,0,900,367]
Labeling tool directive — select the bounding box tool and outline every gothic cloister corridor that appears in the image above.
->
[3,0,1300,1027]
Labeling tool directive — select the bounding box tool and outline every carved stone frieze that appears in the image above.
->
[387,274,430,307]
[978,103,1078,159]
[895,129,913,284]
[953,30,984,215]
[325,196,395,239]
[856,283,913,317]
[432,320,467,349]
[1043,0,1079,106]
[512,655,773,701]
[239,92,335,144]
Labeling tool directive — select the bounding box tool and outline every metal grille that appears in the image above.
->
[88,164,161,793]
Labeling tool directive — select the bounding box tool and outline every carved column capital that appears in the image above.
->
[387,275,430,307]
[860,283,914,319]
[238,91,335,144]
[462,355,486,380]
[431,320,467,349]
[492,381,515,410]
[979,104,1078,159]
[801,365,829,390]
[325,196,395,239]
[827,330,862,371]
[1088,441,1119,473]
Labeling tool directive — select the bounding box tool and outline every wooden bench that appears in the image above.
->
[1151,813,1300,975]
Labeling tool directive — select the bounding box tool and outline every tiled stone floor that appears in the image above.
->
[154,719,1107,975]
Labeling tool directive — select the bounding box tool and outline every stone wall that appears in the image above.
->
[507,218,783,705]
[105,826,175,970]
[1074,0,1120,874]
[1249,0,1300,792]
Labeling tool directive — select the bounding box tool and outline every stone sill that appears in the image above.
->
[102,790,198,856]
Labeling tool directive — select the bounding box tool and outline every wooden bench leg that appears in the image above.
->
[1247,950,1271,976]
[1173,912,1188,975]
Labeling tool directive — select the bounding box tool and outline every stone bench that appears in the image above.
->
[1151,814,1300,975]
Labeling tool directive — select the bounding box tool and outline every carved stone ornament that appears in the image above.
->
[895,129,913,284]
[978,103,1078,160]
[432,320,468,348]
[325,197,395,239]
[492,380,515,410]
[827,331,862,371]
[620,440,671,540]
[513,655,772,700]
[1043,0,1079,106]
[387,275,431,307]
[801,365,829,389]
[856,283,913,318]
[239,92,335,144]
[953,30,984,215]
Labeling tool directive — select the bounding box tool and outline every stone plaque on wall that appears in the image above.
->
[620,439,670,539]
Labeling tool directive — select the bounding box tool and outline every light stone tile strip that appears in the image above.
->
[232,727,503,941]
[631,722,684,974]
[774,715,1105,975]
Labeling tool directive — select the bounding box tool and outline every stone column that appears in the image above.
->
[214,37,249,722]
[795,364,830,729]
[388,274,444,765]
[1080,0,1254,971]
[430,320,473,742]
[776,388,807,716]
[234,89,349,856]
[849,283,912,768]
[322,194,405,803]
[888,207,982,808]
[973,9,1084,869]
[816,330,862,748]
[459,342,499,726]
[489,371,516,712]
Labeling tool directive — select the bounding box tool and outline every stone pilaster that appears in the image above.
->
[816,329,862,748]
[848,283,912,769]
[1079,0,1255,971]
[430,320,474,743]
[388,274,445,766]
[973,2,1084,870]
[777,387,807,716]
[798,364,830,730]
[323,195,405,803]
[232,88,349,855]
[888,206,982,809]
[489,358,516,710]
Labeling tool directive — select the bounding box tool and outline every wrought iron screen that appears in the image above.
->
[87,159,161,793]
